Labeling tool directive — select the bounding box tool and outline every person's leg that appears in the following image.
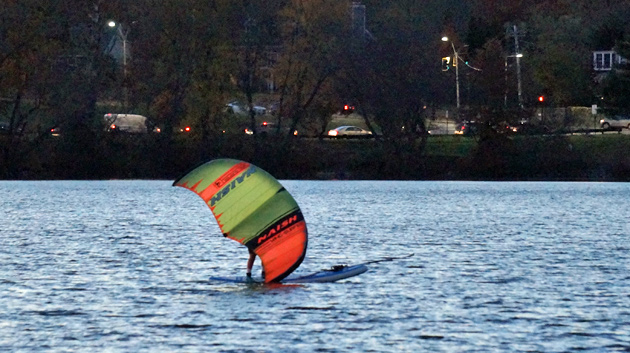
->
[247,249,256,277]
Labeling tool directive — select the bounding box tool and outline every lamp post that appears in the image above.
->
[504,53,523,108]
[515,54,523,109]
[108,21,130,110]
[513,25,524,109]
[108,21,129,75]
[441,36,460,114]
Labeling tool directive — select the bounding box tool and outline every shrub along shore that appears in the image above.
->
[2,132,630,181]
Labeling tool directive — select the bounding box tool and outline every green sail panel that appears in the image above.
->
[173,159,308,283]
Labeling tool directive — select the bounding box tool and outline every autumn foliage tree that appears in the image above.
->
[3,0,630,179]
[272,0,348,138]
[0,0,60,177]
[0,0,121,178]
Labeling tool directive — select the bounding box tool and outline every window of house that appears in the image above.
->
[593,51,614,71]
[595,53,604,70]
[604,53,611,68]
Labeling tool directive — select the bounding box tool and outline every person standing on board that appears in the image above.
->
[246,248,264,280]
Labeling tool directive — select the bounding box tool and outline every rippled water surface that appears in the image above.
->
[2,180,630,352]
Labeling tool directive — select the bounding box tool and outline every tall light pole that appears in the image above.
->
[513,25,524,109]
[504,53,523,108]
[108,21,130,110]
[108,21,129,75]
[441,36,460,114]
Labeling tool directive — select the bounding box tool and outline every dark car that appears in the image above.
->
[512,121,550,135]
[245,121,298,136]
[340,104,355,115]
[0,122,24,135]
[454,121,481,136]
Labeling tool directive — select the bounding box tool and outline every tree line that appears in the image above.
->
[1,0,630,179]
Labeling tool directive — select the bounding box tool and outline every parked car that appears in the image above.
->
[0,122,9,135]
[327,125,373,138]
[512,121,550,135]
[340,104,355,115]
[225,101,267,116]
[245,121,298,136]
[225,101,246,115]
[600,115,630,130]
[104,114,159,133]
[454,121,481,136]
[0,122,24,135]
[252,106,267,116]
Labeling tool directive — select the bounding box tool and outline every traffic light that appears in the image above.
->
[441,57,451,71]
[538,95,544,102]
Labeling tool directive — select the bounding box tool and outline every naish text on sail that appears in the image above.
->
[210,166,257,207]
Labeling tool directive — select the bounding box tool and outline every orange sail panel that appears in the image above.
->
[172,159,308,282]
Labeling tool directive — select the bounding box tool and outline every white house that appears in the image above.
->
[593,50,627,71]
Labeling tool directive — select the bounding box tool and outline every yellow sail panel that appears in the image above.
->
[212,176,282,236]
[173,159,308,282]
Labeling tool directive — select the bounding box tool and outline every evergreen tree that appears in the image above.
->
[601,39,630,116]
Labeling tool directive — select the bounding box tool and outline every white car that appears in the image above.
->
[327,125,373,138]
[104,114,159,133]
[226,102,267,116]
[600,116,630,130]
[225,101,246,115]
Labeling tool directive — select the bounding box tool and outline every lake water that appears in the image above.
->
[1,180,630,352]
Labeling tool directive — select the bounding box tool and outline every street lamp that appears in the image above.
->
[504,53,523,108]
[108,21,130,110]
[441,36,460,113]
[108,21,129,75]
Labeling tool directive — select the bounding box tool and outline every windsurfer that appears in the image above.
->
[246,248,265,279]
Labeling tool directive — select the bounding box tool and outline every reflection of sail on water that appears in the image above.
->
[173,159,308,283]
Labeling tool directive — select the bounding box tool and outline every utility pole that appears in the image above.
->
[442,37,460,114]
[513,25,523,109]
[506,24,524,109]
[504,53,523,108]
[108,21,130,111]
[454,43,460,112]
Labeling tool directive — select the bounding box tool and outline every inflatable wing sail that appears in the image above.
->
[173,159,308,283]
